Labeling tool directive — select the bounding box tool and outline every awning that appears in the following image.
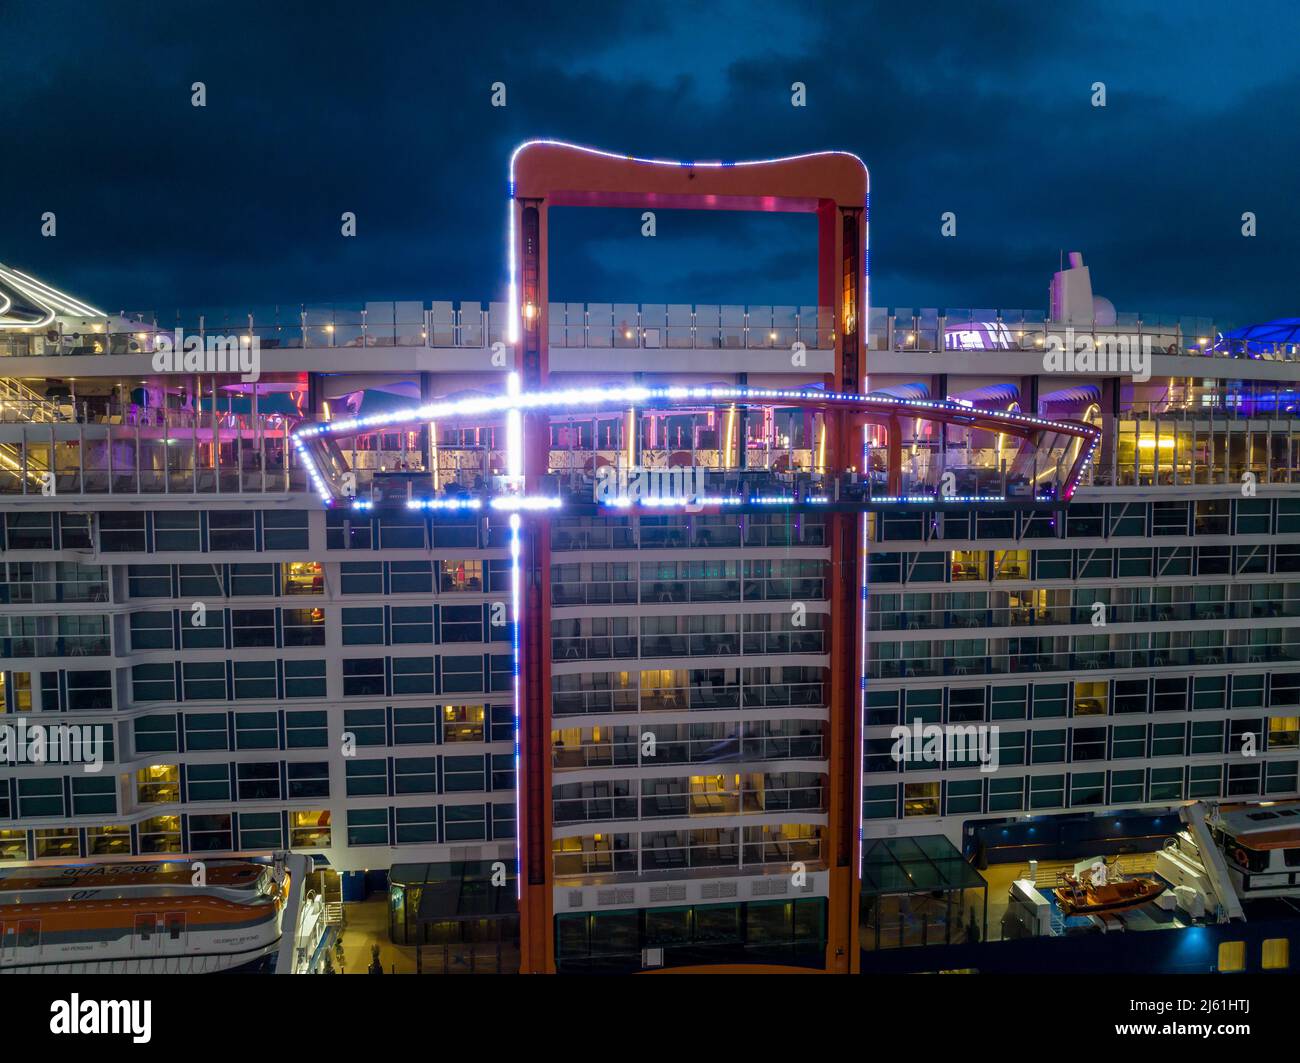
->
[390,860,519,923]
[950,382,1018,407]
[869,382,929,401]
[861,835,987,897]
[1220,318,1300,349]
[1040,384,1101,406]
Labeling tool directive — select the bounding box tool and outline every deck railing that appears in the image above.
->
[3,302,1295,361]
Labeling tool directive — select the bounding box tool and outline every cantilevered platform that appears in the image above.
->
[292,383,1100,513]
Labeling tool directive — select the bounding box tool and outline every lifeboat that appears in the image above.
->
[0,859,286,975]
[1053,863,1167,918]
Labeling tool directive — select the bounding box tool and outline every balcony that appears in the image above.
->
[869,595,1300,632]
[553,828,824,881]
[554,629,825,662]
[0,408,308,495]
[869,642,1300,680]
[551,731,825,772]
[551,680,825,718]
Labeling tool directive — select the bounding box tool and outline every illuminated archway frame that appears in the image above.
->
[291,382,1101,506]
[507,141,872,468]
[288,141,1102,975]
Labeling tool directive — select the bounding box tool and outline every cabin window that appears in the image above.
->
[1217,941,1246,973]
[1073,681,1107,716]
[87,825,130,856]
[290,810,332,848]
[137,765,180,804]
[1269,717,1299,749]
[902,782,939,817]
[139,815,182,854]
[189,813,233,852]
[1262,938,1290,970]
[34,828,78,859]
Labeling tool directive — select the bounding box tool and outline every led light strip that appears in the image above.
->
[508,512,523,902]
[0,264,104,330]
[294,384,1098,440]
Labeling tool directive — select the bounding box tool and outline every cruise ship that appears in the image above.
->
[1,142,1297,975]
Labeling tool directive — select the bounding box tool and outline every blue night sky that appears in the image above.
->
[2,0,1298,325]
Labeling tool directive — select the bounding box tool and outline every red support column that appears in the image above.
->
[515,190,555,972]
[887,417,903,496]
[517,507,554,973]
[824,408,865,973]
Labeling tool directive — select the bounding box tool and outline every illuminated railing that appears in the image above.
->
[297,387,1099,509]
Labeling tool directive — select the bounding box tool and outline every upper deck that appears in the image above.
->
[2,300,1297,384]
[0,860,270,896]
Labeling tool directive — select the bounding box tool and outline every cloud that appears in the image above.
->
[0,0,1296,323]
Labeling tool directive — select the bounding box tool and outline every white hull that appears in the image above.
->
[1,937,280,975]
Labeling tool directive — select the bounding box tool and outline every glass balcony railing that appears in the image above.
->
[880,308,1299,362]
[551,681,824,718]
[552,733,825,773]
[550,518,824,551]
[1087,416,1300,488]
[0,572,110,604]
[6,302,1295,362]
[0,632,111,658]
[869,642,1300,680]
[0,410,308,495]
[869,596,1300,631]
[0,302,836,357]
[553,831,824,880]
[554,784,824,826]
[551,629,825,662]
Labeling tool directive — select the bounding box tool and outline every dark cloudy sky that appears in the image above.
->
[2,0,1298,325]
